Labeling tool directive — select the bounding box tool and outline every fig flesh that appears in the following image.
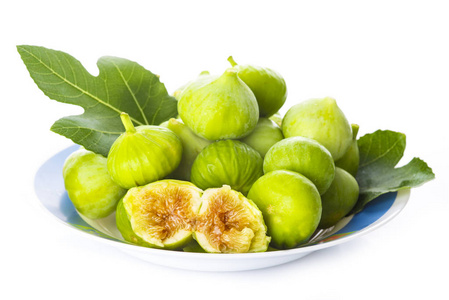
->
[282,97,352,160]
[107,112,183,189]
[318,167,360,229]
[190,140,263,195]
[247,170,322,249]
[228,56,287,118]
[240,118,284,158]
[263,136,335,195]
[63,148,126,219]
[178,68,259,140]
[194,185,270,253]
[335,124,360,177]
[116,180,202,249]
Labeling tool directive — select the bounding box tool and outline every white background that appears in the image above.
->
[1,1,448,299]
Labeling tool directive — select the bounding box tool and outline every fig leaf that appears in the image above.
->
[17,45,177,157]
[353,130,435,213]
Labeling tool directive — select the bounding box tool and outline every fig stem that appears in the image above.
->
[227,56,238,67]
[120,112,136,133]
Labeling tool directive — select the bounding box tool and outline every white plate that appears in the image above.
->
[34,145,410,272]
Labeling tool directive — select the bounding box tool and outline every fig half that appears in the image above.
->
[194,185,270,253]
[116,180,202,249]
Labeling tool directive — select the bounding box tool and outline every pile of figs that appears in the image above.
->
[63,56,360,253]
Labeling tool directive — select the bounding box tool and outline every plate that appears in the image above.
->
[34,145,410,272]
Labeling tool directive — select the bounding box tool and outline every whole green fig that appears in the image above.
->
[335,124,360,177]
[165,118,212,181]
[190,140,263,195]
[228,56,287,118]
[282,97,352,161]
[107,112,183,189]
[247,170,322,249]
[63,148,127,219]
[240,118,284,158]
[178,68,259,140]
[318,167,360,229]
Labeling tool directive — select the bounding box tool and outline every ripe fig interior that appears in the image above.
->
[195,186,269,253]
[124,181,202,247]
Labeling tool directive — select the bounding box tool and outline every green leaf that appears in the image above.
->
[352,130,435,213]
[17,45,178,157]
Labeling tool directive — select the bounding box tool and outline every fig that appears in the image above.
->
[263,136,335,195]
[178,68,259,140]
[63,148,127,219]
[318,167,360,229]
[269,111,283,127]
[165,118,212,181]
[282,97,352,160]
[173,71,215,100]
[190,140,263,195]
[240,118,284,158]
[335,124,360,177]
[116,180,202,249]
[194,185,270,253]
[227,56,287,118]
[247,170,322,249]
[107,112,182,189]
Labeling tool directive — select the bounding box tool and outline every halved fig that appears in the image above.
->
[116,180,202,249]
[194,185,270,253]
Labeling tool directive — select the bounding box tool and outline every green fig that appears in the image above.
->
[107,112,183,189]
[178,68,259,140]
[228,56,287,118]
[269,111,283,127]
[63,148,126,219]
[240,118,284,158]
[318,167,360,229]
[282,97,353,160]
[335,124,360,177]
[190,140,263,195]
[263,136,335,195]
[194,185,270,253]
[247,170,322,249]
[165,118,212,181]
[116,180,203,249]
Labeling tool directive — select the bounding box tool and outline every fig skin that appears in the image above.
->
[263,136,335,195]
[240,118,284,158]
[173,71,215,100]
[318,167,360,229]
[116,180,203,249]
[107,113,183,189]
[247,170,322,249]
[178,68,259,140]
[228,56,287,118]
[335,124,360,177]
[269,112,283,127]
[190,140,263,195]
[164,118,212,181]
[282,97,352,161]
[63,148,126,219]
[194,185,270,253]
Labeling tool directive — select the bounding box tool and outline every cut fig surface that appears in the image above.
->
[120,180,202,249]
[194,186,270,253]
